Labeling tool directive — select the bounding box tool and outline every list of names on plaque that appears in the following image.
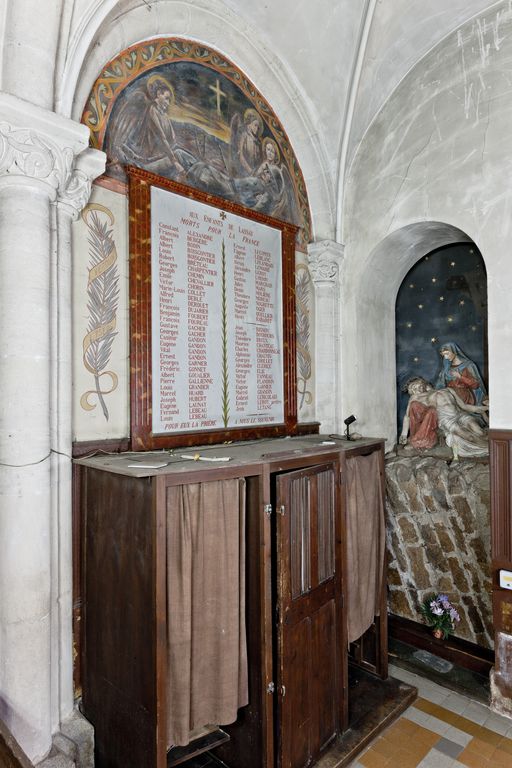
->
[151,186,284,434]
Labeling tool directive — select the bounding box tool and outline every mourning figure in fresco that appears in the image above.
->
[399,377,488,460]
[230,108,263,176]
[233,137,296,222]
[435,341,486,405]
[255,137,296,221]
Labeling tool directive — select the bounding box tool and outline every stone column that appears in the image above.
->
[307,240,344,434]
[52,150,105,728]
[0,92,90,763]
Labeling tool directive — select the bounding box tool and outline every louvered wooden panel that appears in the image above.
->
[290,475,311,599]
[317,469,335,585]
[289,468,335,598]
[490,430,512,563]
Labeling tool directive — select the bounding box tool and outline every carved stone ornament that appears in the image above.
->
[58,149,106,219]
[307,240,345,284]
[0,122,74,193]
[0,92,96,205]
[60,168,93,217]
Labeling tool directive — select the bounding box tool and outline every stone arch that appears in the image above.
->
[340,221,483,447]
[58,0,334,241]
[80,36,312,248]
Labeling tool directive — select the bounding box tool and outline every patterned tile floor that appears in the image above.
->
[350,664,512,768]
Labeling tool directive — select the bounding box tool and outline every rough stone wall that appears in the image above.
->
[385,455,492,648]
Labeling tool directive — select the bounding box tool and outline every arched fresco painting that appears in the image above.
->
[82,39,311,250]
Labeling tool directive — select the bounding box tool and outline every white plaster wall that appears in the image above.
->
[72,184,130,441]
[1,0,64,109]
[342,0,512,445]
[217,0,367,166]
[347,0,504,173]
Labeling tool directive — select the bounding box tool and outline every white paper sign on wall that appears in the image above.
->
[499,570,512,590]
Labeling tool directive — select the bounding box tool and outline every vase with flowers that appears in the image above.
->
[420,593,461,639]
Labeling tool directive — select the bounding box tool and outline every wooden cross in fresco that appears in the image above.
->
[209,78,227,115]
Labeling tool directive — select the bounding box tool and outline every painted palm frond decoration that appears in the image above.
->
[221,238,230,427]
[296,265,313,409]
[80,204,120,421]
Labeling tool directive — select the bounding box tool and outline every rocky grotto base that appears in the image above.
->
[385,449,492,649]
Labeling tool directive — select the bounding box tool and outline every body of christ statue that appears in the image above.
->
[400,377,488,460]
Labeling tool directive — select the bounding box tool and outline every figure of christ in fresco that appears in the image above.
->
[106,78,197,180]
[399,377,489,460]
[436,341,486,405]
[106,76,239,199]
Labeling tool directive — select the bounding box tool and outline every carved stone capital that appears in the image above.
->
[0,92,90,201]
[58,148,106,220]
[307,239,345,285]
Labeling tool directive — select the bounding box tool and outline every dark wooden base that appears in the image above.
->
[388,615,494,676]
[168,730,230,766]
[72,437,131,458]
[312,667,417,767]
[169,753,228,768]
[188,670,416,768]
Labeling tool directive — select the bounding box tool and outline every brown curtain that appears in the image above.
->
[346,453,385,644]
[166,478,248,747]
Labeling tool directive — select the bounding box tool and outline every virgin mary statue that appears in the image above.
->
[436,342,486,405]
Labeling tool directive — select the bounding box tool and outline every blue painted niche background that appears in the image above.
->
[395,243,487,433]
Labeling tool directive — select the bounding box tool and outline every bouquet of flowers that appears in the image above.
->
[420,593,460,639]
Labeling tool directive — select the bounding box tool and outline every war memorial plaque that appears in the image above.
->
[128,168,297,449]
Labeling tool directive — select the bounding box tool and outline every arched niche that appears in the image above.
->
[59,0,334,241]
[341,221,479,448]
[395,243,488,434]
[80,36,312,249]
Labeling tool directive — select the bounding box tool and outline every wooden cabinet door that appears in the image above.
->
[275,462,344,768]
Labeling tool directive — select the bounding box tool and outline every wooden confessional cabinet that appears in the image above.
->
[77,435,387,768]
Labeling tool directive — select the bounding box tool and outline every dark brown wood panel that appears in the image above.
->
[490,429,512,641]
[310,600,338,755]
[490,429,512,564]
[81,469,165,768]
[284,617,311,768]
[276,463,343,768]
[388,615,494,675]
[72,438,131,458]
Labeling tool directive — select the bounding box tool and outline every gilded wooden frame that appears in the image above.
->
[128,166,298,450]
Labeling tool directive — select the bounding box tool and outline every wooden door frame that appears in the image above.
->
[274,459,344,768]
